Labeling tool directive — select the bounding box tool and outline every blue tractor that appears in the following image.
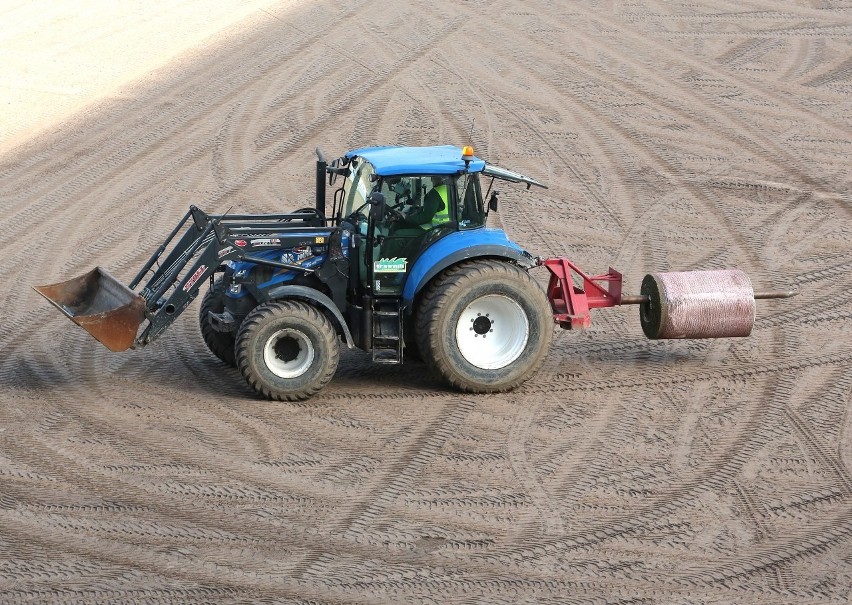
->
[35,145,558,400]
[35,145,796,400]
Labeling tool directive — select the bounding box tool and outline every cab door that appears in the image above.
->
[372,174,456,296]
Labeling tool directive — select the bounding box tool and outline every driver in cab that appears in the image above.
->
[389,176,449,231]
[379,175,450,259]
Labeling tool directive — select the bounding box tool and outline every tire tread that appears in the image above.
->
[415,259,552,393]
[235,300,339,401]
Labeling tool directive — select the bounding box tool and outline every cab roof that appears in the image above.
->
[346,145,486,176]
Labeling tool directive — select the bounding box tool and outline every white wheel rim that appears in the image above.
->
[456,294,529,370]
[263,328,314,378]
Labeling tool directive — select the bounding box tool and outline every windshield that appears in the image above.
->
[341,159,376,218]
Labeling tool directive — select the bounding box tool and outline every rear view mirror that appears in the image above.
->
[368,191,386,221]
[488,191,499,212]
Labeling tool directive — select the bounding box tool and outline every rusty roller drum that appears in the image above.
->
[639,269,755,339]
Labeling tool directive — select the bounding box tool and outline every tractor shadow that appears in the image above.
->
[330,348,443,394]
[163,347,444,403]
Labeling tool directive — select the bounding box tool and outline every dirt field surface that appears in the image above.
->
[2,1,851,603]
[0,0,287,153]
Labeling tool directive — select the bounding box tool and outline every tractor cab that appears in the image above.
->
[323,145,547,363]
[332,145,488,297]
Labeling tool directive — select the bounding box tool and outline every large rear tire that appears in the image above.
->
[235,300,339,401]
[199,279,236,367]
[415,259,553,393]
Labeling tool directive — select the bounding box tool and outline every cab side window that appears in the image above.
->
[456,173,485,229]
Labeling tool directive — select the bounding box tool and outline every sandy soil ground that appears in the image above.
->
[1,1,851,603]
[0,0,287,153]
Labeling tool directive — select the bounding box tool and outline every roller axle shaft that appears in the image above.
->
[753,290,798,300]
[618,290,796,305]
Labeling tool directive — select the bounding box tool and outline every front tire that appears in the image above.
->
[235,301,339,401]
[415,260,553,393]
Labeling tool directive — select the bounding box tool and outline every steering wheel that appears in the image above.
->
[348,198,406,224]
[346,201,369,224]
[385,204,407,223]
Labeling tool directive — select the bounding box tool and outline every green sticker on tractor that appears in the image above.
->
[374,257,407,273]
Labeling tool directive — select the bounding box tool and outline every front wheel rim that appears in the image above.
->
[263,328,315,378]
[455,294,529,370]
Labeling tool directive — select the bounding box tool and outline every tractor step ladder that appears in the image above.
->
[371,298,405,364]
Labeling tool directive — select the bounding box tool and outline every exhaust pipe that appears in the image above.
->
[33,267,147,352]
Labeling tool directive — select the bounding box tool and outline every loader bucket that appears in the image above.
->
[33,267,147,352]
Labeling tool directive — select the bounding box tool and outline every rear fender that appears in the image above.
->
[402,228,535,307]
[265,284,354,348]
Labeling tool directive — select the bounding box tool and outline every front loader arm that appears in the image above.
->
[135,207,333,347]
[136,232,225,345]
[34,205,333,352]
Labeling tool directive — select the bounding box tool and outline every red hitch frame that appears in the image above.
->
[540,258,625,329]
